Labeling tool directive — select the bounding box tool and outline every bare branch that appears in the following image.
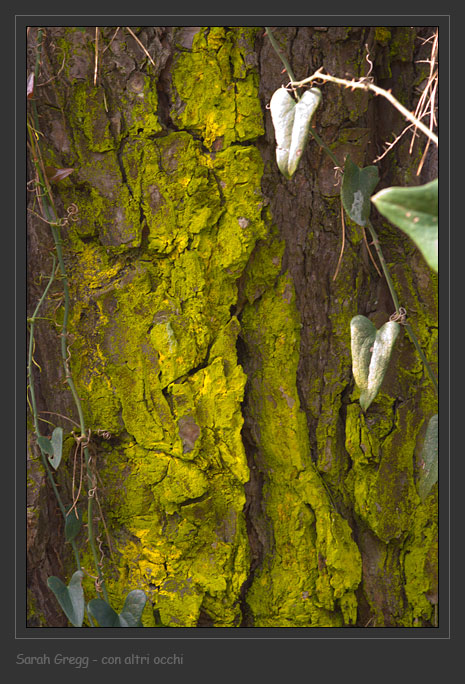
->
[292,68,438,146]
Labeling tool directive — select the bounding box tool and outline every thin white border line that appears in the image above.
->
[16,14,450,17]
[15,17,17,640]
[447,14,451,639]
[14,636,449,640]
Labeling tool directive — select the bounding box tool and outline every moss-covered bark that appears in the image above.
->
[27,25,438,628]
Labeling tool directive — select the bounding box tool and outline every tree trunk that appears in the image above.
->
[27,25,438,628]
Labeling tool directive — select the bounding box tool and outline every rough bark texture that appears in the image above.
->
[27,26,438,628]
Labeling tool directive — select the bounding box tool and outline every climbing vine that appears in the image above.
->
[266,26,438,500]
[27,28,147,627]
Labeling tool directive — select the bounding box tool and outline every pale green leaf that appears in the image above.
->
[47,571,85,627]
[37,435,54,456]
[49,427,63,470]
[341,157,379,227]
[88,599,121,627]
[88,590,147,627]
[119,590,147,627]
[270,87,322,179]
[418,414,438,500]
[350,315,400,411]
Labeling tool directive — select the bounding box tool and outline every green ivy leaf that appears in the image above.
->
[88,599,122,627]
[119,590,147,627]
[350,315,400,411]
[37,435,54,456]
[371,179,438,272]
[37,428,63,469]
[270,87,322,179]
[341,156,379,226]
[47,571,85,627]
[49,427,63,470]
[417,414,438,500]
[65,506,82,542]
[88,590,147,627]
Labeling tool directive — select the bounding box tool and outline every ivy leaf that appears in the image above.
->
[88,599,122,627]
[47,571,85,627]
[270,87,322,179]
[49,427,63,470]
[37,435,54,456]
[37,427,63,469]
[350,315,400,411]
[341,156,379,227]
[371,179,438,272]
[88,590,147,627]
[417,414,438,500]
[119,590,147,627]
[65,506,82,542]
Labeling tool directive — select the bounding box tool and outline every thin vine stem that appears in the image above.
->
[404,322,439,396]
[365,221,400,312]
[43,199,109,605]
[29,35,109,605]
[265,27,297,85]
[366,220,438,397]
[27,256,83,571]
[265,27,340,169]
[28,256,57,437]
[265,27,438,400]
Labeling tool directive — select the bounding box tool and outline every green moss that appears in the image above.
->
[402,490,438,622]
[374,27,392,45]
[242,223,285,305]
[61,149,142,250]
[122,132,224,254]
[389,27,416,63]
[171,27,264,149]
[68,83,115,153]
[27,589,48,627]
[122,74,163,137]
[60,31,267,623]
[241,275,361,626]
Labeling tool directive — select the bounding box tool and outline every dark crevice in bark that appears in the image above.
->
[196,607,214,627]
[235,331,266,627]
[238,435,265,627]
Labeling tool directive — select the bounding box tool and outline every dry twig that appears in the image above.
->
[125,27,156,68]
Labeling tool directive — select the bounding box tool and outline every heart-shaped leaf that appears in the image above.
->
[37,435,54,456]
[65,506,83,542]
[417,414,438,500]
[341,156,379,227]
[119,590,147,627]
[47,571,85,627]
[350,315,400,411]
[371,179,438,272]
[49,427,63,470]
[37,428,63,469]
[270,87,322,179]
[88,599,122,627]
[88,590,147,627]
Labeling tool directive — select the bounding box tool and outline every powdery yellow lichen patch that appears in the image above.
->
[241,275,362,626]
[171,28,264,149]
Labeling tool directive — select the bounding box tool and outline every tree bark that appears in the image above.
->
[27,25,438,628]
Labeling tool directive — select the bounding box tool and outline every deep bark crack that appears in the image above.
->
[235,329,266,627]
